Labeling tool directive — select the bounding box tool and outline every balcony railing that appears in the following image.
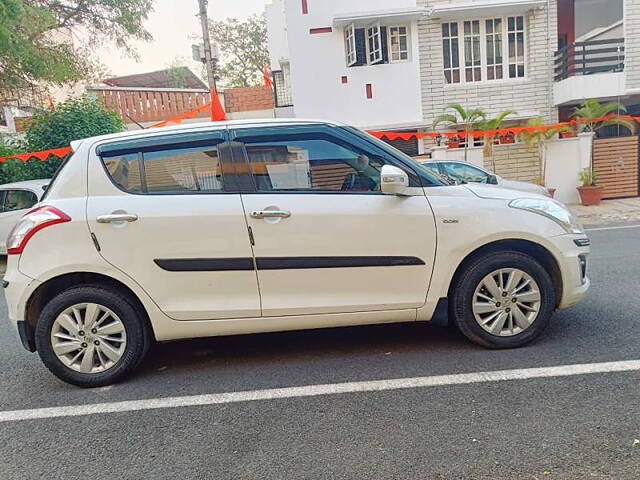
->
[554,38,625,82]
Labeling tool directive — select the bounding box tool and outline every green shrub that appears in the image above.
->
[0,96,124,184]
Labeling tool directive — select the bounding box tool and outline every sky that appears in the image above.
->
[100,0,270,78]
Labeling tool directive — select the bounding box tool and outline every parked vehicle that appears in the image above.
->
[0,180,49,254]
[421,160,551,197]
[3,120,590,387]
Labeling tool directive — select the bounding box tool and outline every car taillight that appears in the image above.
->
[7,206,70,255]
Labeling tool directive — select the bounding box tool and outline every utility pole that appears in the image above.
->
[197,0,216,89]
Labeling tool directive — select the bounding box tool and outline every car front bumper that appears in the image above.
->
[550,234,591,309]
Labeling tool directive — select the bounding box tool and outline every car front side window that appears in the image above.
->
[233,127,412,193]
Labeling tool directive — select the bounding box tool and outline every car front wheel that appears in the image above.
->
[450,251,556,349]
[35,286,150,387]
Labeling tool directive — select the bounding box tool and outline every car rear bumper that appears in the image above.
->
[3,256,39,351]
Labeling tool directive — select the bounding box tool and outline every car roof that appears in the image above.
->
[71,118,347,151]
[0,179,50,191]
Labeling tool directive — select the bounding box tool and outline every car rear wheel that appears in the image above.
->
[450,251,556,349]
[35,286,149,387]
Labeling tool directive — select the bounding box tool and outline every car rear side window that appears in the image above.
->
[98,131,226,194]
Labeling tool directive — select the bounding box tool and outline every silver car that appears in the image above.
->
[421,160,551,197]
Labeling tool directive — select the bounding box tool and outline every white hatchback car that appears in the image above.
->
[0,179,49,254]
[3,120,590,387]
[421,160,551,197]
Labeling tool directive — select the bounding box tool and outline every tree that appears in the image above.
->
[0,0,153,89]
[433,104,486,163]
[473,110,514,172]
[208,14,269,87]
[0,96,124,182]
[518,117,572,186]
[572,99,636,184]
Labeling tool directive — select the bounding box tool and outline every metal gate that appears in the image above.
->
[592,136,639,199]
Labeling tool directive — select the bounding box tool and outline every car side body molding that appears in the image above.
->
[154,256,426,272]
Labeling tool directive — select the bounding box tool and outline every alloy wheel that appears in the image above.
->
[471,268,542,337]
[50,303,127,373]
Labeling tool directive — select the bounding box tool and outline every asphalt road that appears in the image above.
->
[1,226,639,479]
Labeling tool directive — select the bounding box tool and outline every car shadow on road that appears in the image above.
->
[134,312,476,379]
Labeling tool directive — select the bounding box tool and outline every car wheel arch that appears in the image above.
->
[446,239,563,309]
[24,272,156,351]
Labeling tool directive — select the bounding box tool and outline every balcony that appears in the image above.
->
[553,38,626,106]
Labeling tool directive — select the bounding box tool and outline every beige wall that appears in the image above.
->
[416,1,558,125]
[625,0,640,91]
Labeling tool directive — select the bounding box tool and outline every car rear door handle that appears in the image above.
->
[250,210,291,219]
[97,214,139,223]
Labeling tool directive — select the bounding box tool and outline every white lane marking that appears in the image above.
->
[586,224,640,232]
[1,360,639,423]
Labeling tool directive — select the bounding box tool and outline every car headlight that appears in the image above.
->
[509,198,584,234]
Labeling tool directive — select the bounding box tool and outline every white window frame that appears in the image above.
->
[463,20,482,82]
[442,22,461,84]
[345,23,357,67]
[442,15,527,86]
[485,18,504,81]
[365,22,383,65]
[388,25,410,62]
[507,15,526,79]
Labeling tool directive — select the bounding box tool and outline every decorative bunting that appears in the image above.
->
[4,113,640,164]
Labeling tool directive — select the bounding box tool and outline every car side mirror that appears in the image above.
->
[488,174,499,185]
[380,165,411,196]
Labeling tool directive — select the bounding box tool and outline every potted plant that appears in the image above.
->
[572,99,636,205]
[577,168,602,206]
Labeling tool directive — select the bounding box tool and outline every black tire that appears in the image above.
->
[449,251,556,349]
[35,286,150,387]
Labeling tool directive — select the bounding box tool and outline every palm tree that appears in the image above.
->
[473,110,515,172]
[572,99,636,184]
[518,118,572,187]
[433,103,486,162]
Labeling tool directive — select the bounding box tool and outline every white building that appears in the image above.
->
[266,0,640,178]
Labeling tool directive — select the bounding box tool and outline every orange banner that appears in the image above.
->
[0,146,71,163]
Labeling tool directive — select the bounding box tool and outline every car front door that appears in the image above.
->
[230,124,437,317]
[86,128,261,321]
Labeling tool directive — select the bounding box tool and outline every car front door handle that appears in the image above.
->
[250,210,291,219]
[97,214,139,224]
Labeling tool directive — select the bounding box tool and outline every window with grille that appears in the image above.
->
[366,23,383,65]
[442,15,526,84]
[508,16,525,78]
[442,22,461,84]
[485,18,503,80]
[273,69,293,107]
[388,26,409,62]
[344,23,357,67]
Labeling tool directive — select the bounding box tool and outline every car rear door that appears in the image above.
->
[229,123,437,317]
[86,128,261,321]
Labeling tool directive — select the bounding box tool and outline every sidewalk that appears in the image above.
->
[570,197,640,227]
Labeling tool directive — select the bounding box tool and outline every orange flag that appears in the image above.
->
[263,65,273,88]
[210,86,227,121]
